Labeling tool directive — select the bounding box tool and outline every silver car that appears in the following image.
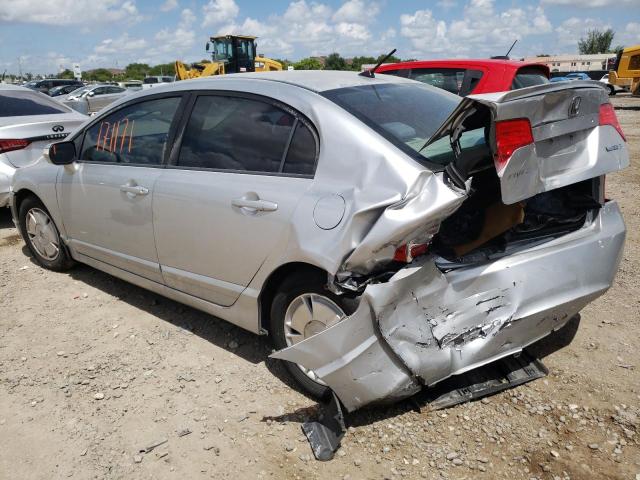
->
[10,71,628,411]
[0,84,86,207]
[61,84,128,115]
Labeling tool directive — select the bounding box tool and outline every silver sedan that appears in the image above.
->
[10,71,628,411]
[61,84,129,115]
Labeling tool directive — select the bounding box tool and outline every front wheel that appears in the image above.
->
[19,197,75,271]
[270,272,353,399]
[608,85,616,96]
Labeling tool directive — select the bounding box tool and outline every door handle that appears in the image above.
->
[120,184,149,196]
[231,198,278,212]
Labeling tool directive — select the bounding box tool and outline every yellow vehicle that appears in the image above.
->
[609,45,640,96]
[175,35,282,80]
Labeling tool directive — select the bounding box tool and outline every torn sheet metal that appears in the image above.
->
[340,171,468,275]
[272,202,625,412]
[423,350,548,410]
[301,392,346,461]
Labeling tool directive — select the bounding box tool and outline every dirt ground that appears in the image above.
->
[1,95,639,480]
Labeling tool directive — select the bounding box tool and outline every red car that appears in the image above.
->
[377,59,550,96]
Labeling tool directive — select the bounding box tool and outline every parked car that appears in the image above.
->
[142,76,174,89]
[118,80,143,91]
[600,73,628,95]
[10,71,627,411]
[550,72,592,83]
[61,84,128,114]
[0,84,85,208]
[377,59,549,95]
[48,84,85,97]
[24,78,83,95]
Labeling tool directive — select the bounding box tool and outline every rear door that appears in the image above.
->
[58,95,184,282]
[426,81,629,204]
[153,92,316,306]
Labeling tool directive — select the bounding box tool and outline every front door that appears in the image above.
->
[58,95,183,282]
[153,93,318,306]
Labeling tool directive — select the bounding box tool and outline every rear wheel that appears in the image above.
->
[271,272,353,399]
[19,197,74,271]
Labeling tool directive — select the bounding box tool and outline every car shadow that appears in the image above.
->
[0,208,14,229]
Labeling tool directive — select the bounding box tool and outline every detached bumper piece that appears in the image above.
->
[423,349,548,410]
[302,392,346,461]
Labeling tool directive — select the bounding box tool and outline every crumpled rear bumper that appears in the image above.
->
[272,201,626,412]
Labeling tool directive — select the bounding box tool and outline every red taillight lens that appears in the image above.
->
[0,139,30,154]
[494,118,534,173]
[599,103,626,142]
[393,242,429,263]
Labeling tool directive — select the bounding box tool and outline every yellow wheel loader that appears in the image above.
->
[609,45,640,96]
[175,35,282,81]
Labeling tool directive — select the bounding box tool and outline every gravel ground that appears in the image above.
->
[1,95,639,480]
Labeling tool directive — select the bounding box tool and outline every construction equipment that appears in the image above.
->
[175,35,282,81]
[609,45,640,96]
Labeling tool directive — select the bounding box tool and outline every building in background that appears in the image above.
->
[523,54,616,73]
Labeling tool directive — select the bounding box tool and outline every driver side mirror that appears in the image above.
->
[47,141,76,165]
[87,91,95,97]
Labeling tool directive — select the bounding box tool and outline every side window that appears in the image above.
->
[409,68,467,95]
[283,122,317,175]
[80,97,180,165]
[382,68,410,78]
[177,95,295,173]
[107,86,124,94]
[92,87,107,96]
[459,69,484,96]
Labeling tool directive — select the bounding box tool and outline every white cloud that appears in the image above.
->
[202,0,240,28]
[153,8,196,58]
[0,0,141,26]
[160,0,178,12]
[94,34,148,54]
[542,0,640,6]
[619,22,640,45]
[400,0,552,58]
[333,0,379,23]
[554,17,610,47]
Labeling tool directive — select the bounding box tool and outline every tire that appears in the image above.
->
[608,85,616,96]
[270,271,355,399]
[19,196,75,271]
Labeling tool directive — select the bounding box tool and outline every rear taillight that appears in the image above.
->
[0,139,30,154]
[599,103,626,142]
[494,118,534,173]
[393,242,429,263]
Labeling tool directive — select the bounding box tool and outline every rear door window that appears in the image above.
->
[177,95,297,174]
[511,67,549,89]
[409,68,467,95]
[283,122,318,175]
[0,90,70,117]
[80,96,181,165]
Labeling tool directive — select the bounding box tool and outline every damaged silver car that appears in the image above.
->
[10,71,627,411]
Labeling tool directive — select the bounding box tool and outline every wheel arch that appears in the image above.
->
[258,261,329,335]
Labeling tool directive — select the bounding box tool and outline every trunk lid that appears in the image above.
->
[426,81,629,204]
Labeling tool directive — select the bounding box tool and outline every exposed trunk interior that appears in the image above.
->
[432,170,603,265]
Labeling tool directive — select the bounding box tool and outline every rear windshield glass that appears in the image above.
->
[511,67,549,90]
[0,90,69,117]
[322,83,460,168]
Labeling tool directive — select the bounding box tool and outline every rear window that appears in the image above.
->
[511,67,549,90]
[323,83,460,168]
[383,68,483,96]
[0,90,70,117]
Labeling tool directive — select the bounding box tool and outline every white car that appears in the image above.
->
[61,84,129,115]
[0,84,86,207]
[600,74,627,95]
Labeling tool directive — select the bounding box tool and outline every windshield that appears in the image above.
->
[511,67,550,89]
[212,38,233,61]
[322,83,460,167]
[143,77,158,84]
[68,86,90,98]
[0,90,70,117]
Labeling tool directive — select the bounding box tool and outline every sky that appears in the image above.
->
[1,0,639,74]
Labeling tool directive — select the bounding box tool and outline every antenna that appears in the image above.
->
[505,39,517,58]
[359,48,397,78]
[490,39,518,60]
